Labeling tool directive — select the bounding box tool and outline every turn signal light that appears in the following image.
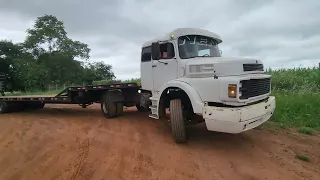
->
[228,84,237,98]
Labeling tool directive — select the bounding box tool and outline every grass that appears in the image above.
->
[295,154,310,162]
[298,127,314,135]
[271,91,320,130]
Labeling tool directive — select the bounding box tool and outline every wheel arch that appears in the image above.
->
[157,80,203,114]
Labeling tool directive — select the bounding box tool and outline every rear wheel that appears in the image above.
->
[170,99,187,143]
[101,101,117,118]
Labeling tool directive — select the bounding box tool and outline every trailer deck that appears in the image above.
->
[0,82,141,114]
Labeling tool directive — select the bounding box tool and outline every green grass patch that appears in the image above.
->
[271,91,320,130]
[298,127,314,135]
[295,154,310,162]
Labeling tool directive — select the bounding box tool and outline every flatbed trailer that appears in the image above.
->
[0,82,143,117]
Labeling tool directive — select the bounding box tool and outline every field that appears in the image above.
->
[0,67,319,180]
[266,67,320,132]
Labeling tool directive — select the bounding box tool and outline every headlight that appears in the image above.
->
[228,84,237,98]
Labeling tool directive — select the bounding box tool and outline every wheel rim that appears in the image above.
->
[102,102,108,113]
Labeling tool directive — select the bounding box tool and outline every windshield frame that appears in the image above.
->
[177,34,221,60]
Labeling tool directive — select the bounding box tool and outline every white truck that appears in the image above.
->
[0,28,276,143]
[138,28,276,142]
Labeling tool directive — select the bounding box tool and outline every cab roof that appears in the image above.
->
[142,28,223,48]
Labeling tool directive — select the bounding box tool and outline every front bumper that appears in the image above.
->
[203,96,276,133]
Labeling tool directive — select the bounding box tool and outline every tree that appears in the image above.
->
[81,62,116,85]
[24,15,67,55]
[10,59,49,91]
[38,52,85,85]
[91,61,115,80]
[24,14,90,60]
[60,38,90,60]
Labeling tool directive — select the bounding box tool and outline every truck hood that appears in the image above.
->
[185,57,264,78]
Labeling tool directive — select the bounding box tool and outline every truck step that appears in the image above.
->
[149,97,159,101]
[148,114,159,119]
[149,105,157,109]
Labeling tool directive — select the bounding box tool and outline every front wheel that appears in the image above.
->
[170,99,187,143]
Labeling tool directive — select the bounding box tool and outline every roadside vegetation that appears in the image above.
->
[266,67,320,133]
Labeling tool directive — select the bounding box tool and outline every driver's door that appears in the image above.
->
[152,42,178,95]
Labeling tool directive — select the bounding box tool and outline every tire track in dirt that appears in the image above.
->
[69,137,90,180]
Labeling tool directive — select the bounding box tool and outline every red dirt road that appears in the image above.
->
[0,104,319,180]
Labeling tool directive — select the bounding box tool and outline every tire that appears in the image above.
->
[170,99,187,143]
[0,101,8,114]
[101,101,117,118]
[116,102,124,116]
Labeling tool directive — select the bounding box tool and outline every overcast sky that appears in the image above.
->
[0,0,319,80]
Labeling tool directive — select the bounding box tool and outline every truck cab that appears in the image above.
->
[139,28,276,143]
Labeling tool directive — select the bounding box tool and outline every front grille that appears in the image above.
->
[240,78,271,99]
[243,64,264,71]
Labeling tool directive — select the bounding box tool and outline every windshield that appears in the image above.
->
[178,35,221,59]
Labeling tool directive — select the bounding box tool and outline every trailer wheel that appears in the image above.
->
[101,101,117,118]
[0,101,8,114]
[170,99,187,143]
[116,102,124,116]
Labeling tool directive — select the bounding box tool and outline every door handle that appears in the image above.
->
[152,65,157,67]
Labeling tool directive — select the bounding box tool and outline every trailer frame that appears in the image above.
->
[0,82,142,116]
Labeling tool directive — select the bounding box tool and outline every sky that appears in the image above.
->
[0,0,319,80]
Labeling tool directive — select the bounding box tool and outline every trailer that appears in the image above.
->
[0,28,276,143]
[0,83,144,118]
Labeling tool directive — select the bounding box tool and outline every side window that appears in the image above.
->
[159,43,175,59]
[141,46,151,62]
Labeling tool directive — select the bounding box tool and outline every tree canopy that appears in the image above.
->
[0,14,115,92]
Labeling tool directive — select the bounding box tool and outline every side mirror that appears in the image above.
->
[151,42,160,60]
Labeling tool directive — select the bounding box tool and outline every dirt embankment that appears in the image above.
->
[0,104,319,180]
